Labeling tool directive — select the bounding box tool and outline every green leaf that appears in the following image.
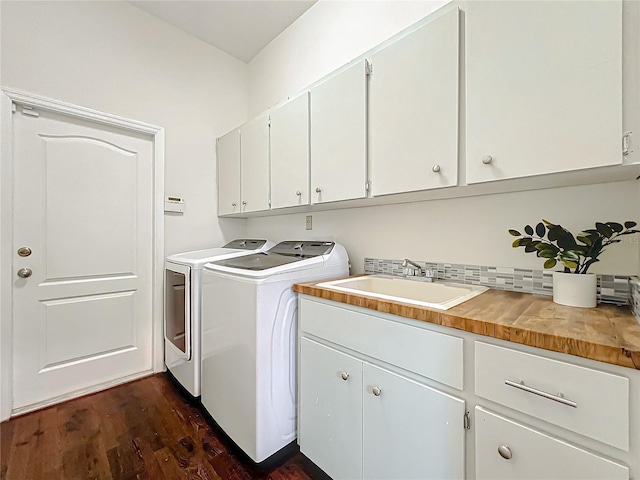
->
[543,258,557,269]
[556,232,577,250]
[539,249,557,259]
[525,241,540,253]
[607,222,623,233]
[542,219,555,227]
[519,237,532,246]
[561,259,578,269]
[624,221,637,229]
[547,225,566,242]
[524,225,534,236]
[577,235,592,246]
[508,229,521,236]
[535,222,545,237]
[560,250,580,262]
[596,222,613,238]
[512,239,521,248]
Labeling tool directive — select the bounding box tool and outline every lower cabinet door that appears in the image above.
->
[475,407,629,480]
[363,364,465,480]
[299,338,363,480]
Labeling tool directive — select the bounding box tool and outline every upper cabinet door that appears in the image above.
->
[311,60,368,204]
[465,1,623,184]
[270,92,310,209]
[240,114,270,213]
[369,8,459,197]
[217,129,240,216]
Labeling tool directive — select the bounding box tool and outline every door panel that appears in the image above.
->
[363,363,465,479]
[43,136,137,278]
[12,106,154,411]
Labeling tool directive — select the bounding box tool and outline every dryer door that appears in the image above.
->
[165,262,191,360]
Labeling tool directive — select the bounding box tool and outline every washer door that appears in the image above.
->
[165,263,191,360]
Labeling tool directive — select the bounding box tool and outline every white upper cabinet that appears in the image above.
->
[465,0,623,184]
[369,7,460,196]
[217,129,240,216]
[270,92,310,209]
[311,60,368,204]
[239,114,270,213]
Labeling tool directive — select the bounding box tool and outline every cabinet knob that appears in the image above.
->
[17,268,32,278]
[372,386,382,397]
[242,201,247,206]
[296,190,302,196]
[315,187,322,193]
[482,155,493,165]
[232,202,236,207]
[432,164,441,173]
[498,445,512,460]
[340,372,349,381]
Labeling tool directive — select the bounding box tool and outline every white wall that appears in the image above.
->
[0,0,249,256]
[246,0,640,276]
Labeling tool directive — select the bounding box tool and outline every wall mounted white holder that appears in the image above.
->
[552,272,597,308]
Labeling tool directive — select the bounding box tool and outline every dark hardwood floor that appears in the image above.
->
[0,374,313,480]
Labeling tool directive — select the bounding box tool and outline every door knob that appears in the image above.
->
[18,247,32,257]
[498,445,512,460]
[17,268,32,278]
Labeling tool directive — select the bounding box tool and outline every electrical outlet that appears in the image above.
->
[305,215,312,230]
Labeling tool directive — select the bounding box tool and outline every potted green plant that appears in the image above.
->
[509,220,639,307]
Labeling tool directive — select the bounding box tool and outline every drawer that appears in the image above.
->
[300,298,463,390]
[475,342,629,451]
[475,407,629,480]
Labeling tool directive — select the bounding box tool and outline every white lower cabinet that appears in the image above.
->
[475,407,629,480]
[299,338,363,480]
[298,296,638,480]
[299,300,466,480]
[362,364,465,480]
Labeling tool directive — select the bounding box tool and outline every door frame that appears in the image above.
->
[0,87,165,421]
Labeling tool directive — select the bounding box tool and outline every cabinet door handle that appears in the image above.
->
[432,164,441,173]
[296,190,302,196]
[482,155,493,164]
[498,445,512,460]
[372,386,382,396]
[504,379,577,408]
[340,372,349,381]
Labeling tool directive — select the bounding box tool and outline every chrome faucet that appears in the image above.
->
[402,258,435,282]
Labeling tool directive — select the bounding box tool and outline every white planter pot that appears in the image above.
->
[552,272,597,308]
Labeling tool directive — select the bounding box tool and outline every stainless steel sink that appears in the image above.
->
[317,275,489,310]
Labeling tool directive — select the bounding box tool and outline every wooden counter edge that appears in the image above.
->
[294,280,640,370]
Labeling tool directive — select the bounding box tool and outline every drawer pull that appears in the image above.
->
[498,445,512,460]
[372,386,382,397]
[340,372,349,381]
[505,380,577,408]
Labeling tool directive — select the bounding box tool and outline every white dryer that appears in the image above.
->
[164,239,273,398]
[200,241,349,465]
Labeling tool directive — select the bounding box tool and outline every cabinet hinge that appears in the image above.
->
[622,132,632,156]
[365,59,373,76]
[268,117,271,128]
[365,180,371,192]
[463,411,471,430]
[21,105,39,118]
[268,199,272,207]
[11,103,17,114]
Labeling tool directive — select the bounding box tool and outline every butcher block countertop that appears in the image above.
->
[294,277,640,370]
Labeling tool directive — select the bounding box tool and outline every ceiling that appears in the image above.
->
[129,0,317,63]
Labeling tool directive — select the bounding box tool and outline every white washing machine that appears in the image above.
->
[200,241,349,465]
[164,239,273,398]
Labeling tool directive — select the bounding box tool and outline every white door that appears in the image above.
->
[299,338,363,480]
[12,105,154,411]
[240,114,270,213]
[270,92,310,209]
[217,129,241,216]
[310,60,368,204]
[363,363,465,479]
[369,8,459,196]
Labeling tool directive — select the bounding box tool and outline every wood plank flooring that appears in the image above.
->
[0,374,313,480]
